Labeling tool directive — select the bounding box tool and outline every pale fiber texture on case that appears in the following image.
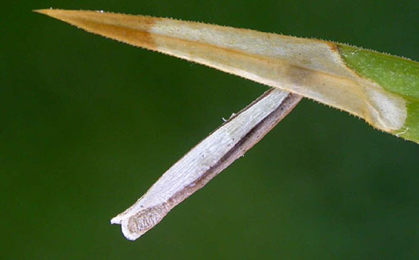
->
[111,89,301,240]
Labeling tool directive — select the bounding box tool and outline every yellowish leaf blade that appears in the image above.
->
[35,9,407,135]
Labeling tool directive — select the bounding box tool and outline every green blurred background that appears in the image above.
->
[1,0,419,259]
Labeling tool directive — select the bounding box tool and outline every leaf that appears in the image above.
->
[338,45,419,141]
[35,9,419,144]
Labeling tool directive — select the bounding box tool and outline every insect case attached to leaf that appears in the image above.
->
[35,9,419,240]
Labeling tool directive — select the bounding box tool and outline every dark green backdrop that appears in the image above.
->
[2,0,419,259]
